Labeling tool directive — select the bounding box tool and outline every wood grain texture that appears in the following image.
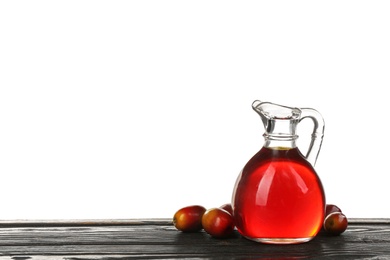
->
[0,218,389,259]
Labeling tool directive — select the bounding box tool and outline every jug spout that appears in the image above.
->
[252,100,301,121]
[252,100,268,130]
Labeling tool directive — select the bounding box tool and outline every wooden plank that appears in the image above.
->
[0,217,388,227]
[0,220,389,259]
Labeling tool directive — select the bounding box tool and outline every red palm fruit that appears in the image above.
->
[173,205,206,232]
[202,208,234,238]
[323,212,348,235]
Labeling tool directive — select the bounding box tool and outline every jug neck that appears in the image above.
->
[263,136,298,149]
[262,118,299,149]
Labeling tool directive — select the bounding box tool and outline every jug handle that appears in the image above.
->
[299,108,325,166]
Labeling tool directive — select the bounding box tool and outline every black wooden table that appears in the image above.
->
[0,218,389,259]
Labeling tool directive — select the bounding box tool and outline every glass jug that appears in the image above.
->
[232,100,326,244]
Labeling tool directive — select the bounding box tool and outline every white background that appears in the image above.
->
[1,1,389,219]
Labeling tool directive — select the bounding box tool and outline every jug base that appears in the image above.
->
[245,236,313,245]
